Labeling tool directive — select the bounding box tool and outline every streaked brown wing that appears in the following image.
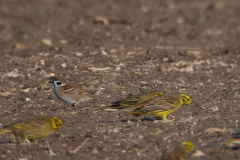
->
[112,91,164,108]
[107,93,145,109]
[114,96,139,106]
[131,91,164,104]
[62,83,91,97]
[136,100,175,111]
[17,119,52,139]
[134,95,177,111]
[62,84,78,94]
[14,119,43,131]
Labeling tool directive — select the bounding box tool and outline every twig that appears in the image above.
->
[0,146,6,152]
[70,138,89,153]
[57,56,65,63]
[46,141,56,156]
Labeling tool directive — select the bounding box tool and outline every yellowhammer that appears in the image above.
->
[220,132,240,147]
[162,141,195,160]
[105,93,192,120]
[101,91,165,112]
[0,116,62,141]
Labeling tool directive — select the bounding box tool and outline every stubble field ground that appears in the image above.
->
[0,0,240,159]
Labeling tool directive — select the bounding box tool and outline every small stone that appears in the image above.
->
[110,49,117,53]
[137,152,142,156]
[209,106,219,112]
[163,57,168,62]
[128,132,134,138]
[40,60,44,65]
[95,16,109,25]
[92,149,99,154]
[61,63,67,68]
[42,38,52,46]
[6,69,19,78]
[139,135,144,139]
[177,17,184,24]
[76,52,83,56]
[26,98,31,102]
[116,66,121,71]
[44,53,50,56]
[22,88,30,93]
[192,150,205,157]
[113,128,119,133]
[14,43,27,50]
[101,49,108,55]
[59,39,67,44]
[185,65,194,72]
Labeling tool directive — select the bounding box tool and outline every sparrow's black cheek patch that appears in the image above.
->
[57,82,62,85]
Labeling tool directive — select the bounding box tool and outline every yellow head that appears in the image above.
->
[52,117,62,130]
[181,141,195,154]
[179,94,192,106]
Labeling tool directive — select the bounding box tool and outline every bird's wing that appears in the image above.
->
[61,84,79,94]
[135,96,177,111]
[136,101,175,111]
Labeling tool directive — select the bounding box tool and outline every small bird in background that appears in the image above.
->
[220,132,240,148]
[0,116,62,142]
[106,93,192,120]
[101,91,165,115]
[49,75,93,106]
[162,141,195,160]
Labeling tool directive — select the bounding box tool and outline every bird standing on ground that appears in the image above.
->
[220,132,240,148]
[162,141,195,160]
[135,93,192,120]
[0,116,62,142]
[49,75,93,106]
[104,93,192,120]
[101,91,165,113]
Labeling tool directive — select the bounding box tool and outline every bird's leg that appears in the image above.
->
[161,115,174,123]
[162,115,167,121]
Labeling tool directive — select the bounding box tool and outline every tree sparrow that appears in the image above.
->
[48,75,93,106]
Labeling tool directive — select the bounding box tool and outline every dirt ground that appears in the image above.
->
[0,0,240,159]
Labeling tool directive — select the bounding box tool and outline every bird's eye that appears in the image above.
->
[56,81,62,85]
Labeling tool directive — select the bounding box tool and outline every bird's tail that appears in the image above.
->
[100,106,134,112]
[0,128,13,133]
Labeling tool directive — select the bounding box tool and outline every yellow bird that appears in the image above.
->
[162,141,195,160]
[220,132,240,147]
[0,116,62,141]
[101,91,165,115]
[112,93,192,120]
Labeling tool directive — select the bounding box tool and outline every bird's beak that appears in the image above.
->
[190,102,192,106]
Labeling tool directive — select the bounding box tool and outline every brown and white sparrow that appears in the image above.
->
[48,75,93,105]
